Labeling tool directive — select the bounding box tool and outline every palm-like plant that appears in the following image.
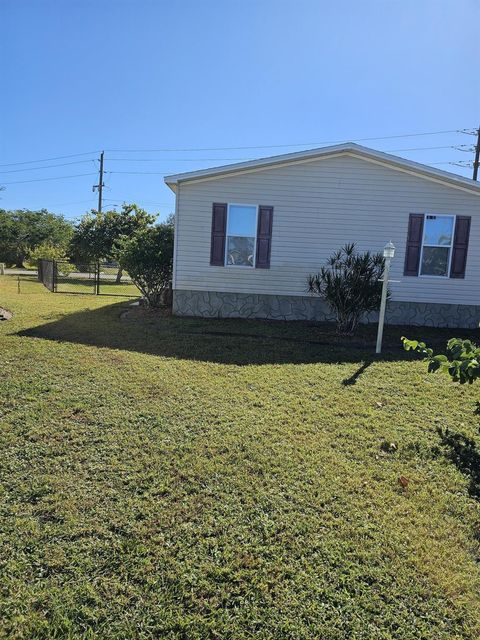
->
[308,243,387,334]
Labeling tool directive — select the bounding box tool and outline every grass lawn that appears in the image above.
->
[54,278,140,297]
[1,274,480,639]
[54,273,140,297]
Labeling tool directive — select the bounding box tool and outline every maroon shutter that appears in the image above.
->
[450,216,471,279]
[256,205,273,269]
[210,203,227,266]
[403,214,424,276]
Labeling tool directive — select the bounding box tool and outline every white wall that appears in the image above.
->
[174,154,480,305]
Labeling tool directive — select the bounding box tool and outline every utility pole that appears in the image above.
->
[473,126,480,181]
[93,151,105,212]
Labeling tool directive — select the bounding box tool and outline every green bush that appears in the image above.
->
[116,223,174,308]
[308,243,386,334]
[402,337,480,384]
[27,242,75,275]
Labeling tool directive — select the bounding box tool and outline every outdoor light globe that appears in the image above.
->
[383,241,396,259]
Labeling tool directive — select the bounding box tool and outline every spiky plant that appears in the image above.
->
[307,243,387,334]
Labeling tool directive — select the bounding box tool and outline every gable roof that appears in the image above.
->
[164,142,480,195]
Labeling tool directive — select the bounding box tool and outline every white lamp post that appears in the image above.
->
[376,241,396,354]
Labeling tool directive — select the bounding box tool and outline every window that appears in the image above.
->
[225,204,257,266]
[420,214,455,277]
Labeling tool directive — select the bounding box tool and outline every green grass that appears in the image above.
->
[1,275,480,639]
[54,274,140,297]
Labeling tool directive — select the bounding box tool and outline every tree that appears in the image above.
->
[70,204,155,281]
[27,242,74,275]
[402,337,480,384]
[307,243,387,334]
[0,209,73,267]
[115,223,174,308]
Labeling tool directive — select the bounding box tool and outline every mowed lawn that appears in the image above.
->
[1,275,480,640]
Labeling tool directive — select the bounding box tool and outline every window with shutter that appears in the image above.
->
[419,215,455,277]
[226,204,257,267]
[256,206,273,269]
[210,203,274,269]
[404,214,424,276]
[210,203,227,266]
[450,216,471,279]
[404,213,471,278]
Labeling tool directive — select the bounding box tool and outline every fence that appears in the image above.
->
[38,259,56,292]
[38,260,140,297]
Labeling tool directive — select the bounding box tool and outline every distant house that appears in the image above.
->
[164,143,480,328]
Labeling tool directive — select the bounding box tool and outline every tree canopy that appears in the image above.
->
[70,204,156,264]
[116,221,174,308]
[0,209,73,267]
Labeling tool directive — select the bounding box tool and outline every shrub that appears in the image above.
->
[27,242,75,275]
[402,337,480,384]
[116,223,174,308]
[307,243,386,334]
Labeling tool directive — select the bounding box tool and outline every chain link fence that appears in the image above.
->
[38,260,140,298]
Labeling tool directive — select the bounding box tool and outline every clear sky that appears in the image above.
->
[1,0,479,221]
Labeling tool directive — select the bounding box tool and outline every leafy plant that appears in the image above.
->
[0,209,73,267]
[402,337,480,384]
[115,222,174,308]
[307,243,386,334]
[27,242,74,275]
[70,204,156,281]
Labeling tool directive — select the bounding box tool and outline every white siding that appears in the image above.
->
[174,154,480,306]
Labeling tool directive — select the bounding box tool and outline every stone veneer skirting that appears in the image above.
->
[173,289,480,329]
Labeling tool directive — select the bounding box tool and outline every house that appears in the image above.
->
[164,143,480,328]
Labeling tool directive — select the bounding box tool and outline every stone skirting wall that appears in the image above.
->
[173,290,480,329]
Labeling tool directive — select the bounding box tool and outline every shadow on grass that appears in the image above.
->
[342,361,373,385]
[16,299,478,367]
[438,428,480,499]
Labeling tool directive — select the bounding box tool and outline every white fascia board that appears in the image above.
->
[164,143,480,196]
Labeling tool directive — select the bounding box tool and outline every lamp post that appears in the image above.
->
[376,241,395,354]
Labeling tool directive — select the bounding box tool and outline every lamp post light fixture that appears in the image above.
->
[375,241,396,354]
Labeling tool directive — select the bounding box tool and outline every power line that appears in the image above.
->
[2,160,468,183]
[106,156,473,177]
[105,145,469,162]
[104,129,467,153]
[0,151,99,168]
[103,198,174,207]
[0,129,473,167]
[107,171,171,175]
[0,172,97,185]
[0,145,471,175]
[107,157,257,162]
[0,159,95,174]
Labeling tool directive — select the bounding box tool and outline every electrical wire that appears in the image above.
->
[0,172,98,185]
[0,160,96,174]
[104,145,467,162]
[103,197,174,206]
[105,153,474,176]
[1,145,473,178]
[0,151,99,168]
[2,160,469,183]
[104,129,467,153]
[0,128,472,168]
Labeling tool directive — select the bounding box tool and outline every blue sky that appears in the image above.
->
[1,0,479,221]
